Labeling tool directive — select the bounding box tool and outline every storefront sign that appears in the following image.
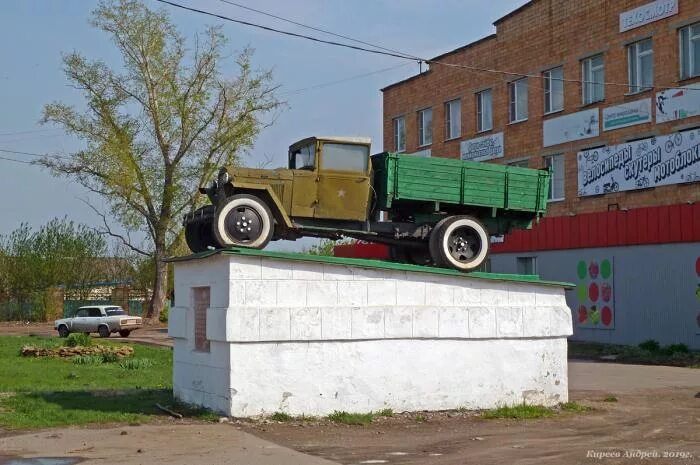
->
[619,0,677,32]
[577,128,700,197]
[460,132,504,162]
[656,84,700,123]
[543,108,599,147]
[602,98,652,131]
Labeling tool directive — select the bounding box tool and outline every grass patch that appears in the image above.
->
[270,411,293,422]
[602,395,618,402]
[481,404,555,420]
[0,335,215,429]
[560,401,593,412]
[377,408,394,417]
[414,414,427,423]
[568,341,700,368]
[119,358,155,370]
[327,410,374,425]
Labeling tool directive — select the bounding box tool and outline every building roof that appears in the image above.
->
[429,34,497,62]
[382,1,539,93]
[493,0,536,25]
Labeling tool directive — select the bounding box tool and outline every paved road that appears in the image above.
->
[0,424,340,465]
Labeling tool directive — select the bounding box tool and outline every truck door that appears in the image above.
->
[289,141,317,218]
[315,142,371,221]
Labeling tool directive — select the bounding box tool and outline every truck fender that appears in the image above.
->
[231,181,294,229]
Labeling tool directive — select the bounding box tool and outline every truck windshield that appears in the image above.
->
[321,143,368,172]
[105,307,126,316]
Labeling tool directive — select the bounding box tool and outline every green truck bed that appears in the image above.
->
[371,152,550,213]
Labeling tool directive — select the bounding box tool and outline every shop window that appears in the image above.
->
[628,38,653,93]
[418,108,433,147]
[582,54,605,104]
[517,257,537,275]
[444,99,461,140]
[543,67,564,114]
[544,154,565,201]
[393,116,406,152]
[476,89,493,132]
[509,78,528,123]
[680,22,700,80]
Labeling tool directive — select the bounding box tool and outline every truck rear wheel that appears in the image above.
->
[430,216,489,271]
[213,194,274,249]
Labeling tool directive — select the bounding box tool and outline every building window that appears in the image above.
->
[418,108,432,147]
[543,67,564,114]
[393,116,406,152]
[509,78,528,123]
[628,38,653,93]
[680,22,700,80]
[508,159,529,168]
[582,54,605,105]
[517,257,537,275]
[476,89,493,132]
[193,287,210,353]
[444,99,461,140]
[544,154,565,201]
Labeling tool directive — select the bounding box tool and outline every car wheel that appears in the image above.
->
[58,325,69,338]
[98,325,111,338]
[119,330,131,338]
[213,194,274,249]
[431,216,489,271]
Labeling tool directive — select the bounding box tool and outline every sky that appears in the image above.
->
[0,0,528,251]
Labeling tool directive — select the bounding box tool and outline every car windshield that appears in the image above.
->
[105,307,126,316]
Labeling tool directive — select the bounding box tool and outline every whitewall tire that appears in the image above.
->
[213,194,274,249]
[433,216,489,271]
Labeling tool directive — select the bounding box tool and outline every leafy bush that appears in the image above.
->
[663,343,689,354]
[638,339,660,352]
[72,355,104,365]
[64,333,92,347]
[119,358,154,370]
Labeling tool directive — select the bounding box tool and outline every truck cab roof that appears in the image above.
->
[289,136,371,152]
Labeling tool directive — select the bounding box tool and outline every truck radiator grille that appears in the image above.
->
[270,183,285,202]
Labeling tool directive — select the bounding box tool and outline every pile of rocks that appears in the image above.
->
[20,345,134,358]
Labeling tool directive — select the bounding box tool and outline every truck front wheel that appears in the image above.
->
[213,194,274,249]
[430,216,489,271]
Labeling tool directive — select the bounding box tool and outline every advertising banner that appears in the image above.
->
[619,0,677,32]
[602,98,652,131]
[656,85,700,123]
[577,128,700,197]
[575,257,615,330]
[543,108,599,147]
[460,132,504,162]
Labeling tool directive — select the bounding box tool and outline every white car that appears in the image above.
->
[54,305,143,338]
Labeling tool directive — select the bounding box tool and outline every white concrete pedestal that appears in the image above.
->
[169,250,573,417]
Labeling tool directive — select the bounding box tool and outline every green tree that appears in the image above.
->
[0,219,107,315]
[305,239,355,256]
[40,0,281,320]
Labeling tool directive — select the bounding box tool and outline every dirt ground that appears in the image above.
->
[0,321,171,347]
[0,325,698,464]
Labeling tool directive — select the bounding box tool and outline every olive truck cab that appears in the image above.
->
[184,137,550,271]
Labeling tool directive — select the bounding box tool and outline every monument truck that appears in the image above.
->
[183,136,550,271]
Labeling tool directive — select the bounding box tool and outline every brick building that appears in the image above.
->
[379,0,700,348]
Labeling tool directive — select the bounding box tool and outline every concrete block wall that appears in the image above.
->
[170,253,573,417]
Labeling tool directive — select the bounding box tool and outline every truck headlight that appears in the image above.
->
[218,170,230,184]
